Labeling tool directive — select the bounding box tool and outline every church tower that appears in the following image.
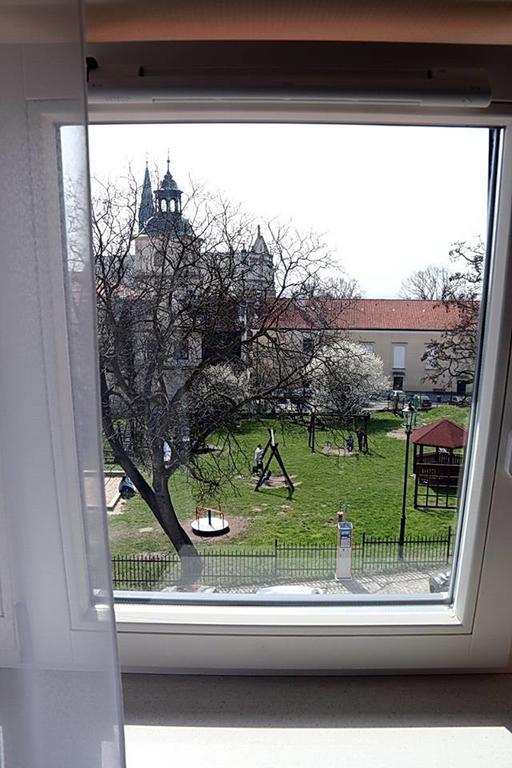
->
[135,155,192,272]
[137,155,189,237]
[154,156,182,217]
[244,225,275,297]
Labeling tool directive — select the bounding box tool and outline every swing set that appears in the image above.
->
[254,427,295,498]
[307,411,370,454]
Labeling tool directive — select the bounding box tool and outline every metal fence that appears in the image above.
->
[112,528,453,591]
[358,530,453,570]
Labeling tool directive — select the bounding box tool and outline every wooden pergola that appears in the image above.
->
[411,419,467,510]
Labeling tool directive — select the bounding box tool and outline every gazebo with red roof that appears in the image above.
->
[411,419,467,510]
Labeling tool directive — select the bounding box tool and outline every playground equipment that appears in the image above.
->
[411,419,466,510]
[191,507,230,537]
[254,427,295,498]
[309,411,370,455]
[308,412,317,452]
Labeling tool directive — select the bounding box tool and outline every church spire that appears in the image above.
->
[138,162,155,231]
[246,224,275,297]
[251,224,269,255]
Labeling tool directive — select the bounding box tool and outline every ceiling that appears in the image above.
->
[85,0,512,45]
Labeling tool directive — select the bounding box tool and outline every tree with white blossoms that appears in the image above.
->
[308,341,389,420]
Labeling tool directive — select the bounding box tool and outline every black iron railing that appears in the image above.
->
[112,528,453,591]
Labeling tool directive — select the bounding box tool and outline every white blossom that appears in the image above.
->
[308,341,389,417]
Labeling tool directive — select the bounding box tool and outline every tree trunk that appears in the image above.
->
[100,367,202,585]
[152,468,202,585]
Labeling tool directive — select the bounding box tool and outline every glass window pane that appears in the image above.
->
[88,123,492,603]
[393,344,406,370]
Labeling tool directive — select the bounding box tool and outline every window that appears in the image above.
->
[83,86,512,671]
[393,343,406,370]
[302,336,314,354]
[7,22,512,762]
[175,338,189,362]
[91,122,490,605]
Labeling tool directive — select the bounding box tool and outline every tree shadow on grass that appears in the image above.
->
[413,506,458,526]
[369,415,403,435]
[254,486,295,502]
[315,446,388,461]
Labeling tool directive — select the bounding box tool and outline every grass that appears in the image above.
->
[107,405,470,556]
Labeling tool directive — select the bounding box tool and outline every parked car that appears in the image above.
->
[412,393,432,410]
[275,398,295,413]
[429,569,451,593]
[256,585,324,595]
[450,394,472,407]
[162,585,218,593]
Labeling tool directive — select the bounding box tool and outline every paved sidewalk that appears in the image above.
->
[214,567,439,595]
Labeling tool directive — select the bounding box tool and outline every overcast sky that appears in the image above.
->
[88,123,488,298]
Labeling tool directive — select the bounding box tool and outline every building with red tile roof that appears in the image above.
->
[268,298,470,396]
[270,298,460,331]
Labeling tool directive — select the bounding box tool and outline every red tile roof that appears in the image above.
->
[270,299,461,331]
[412,419,467,449]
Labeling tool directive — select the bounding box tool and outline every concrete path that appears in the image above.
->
[104,471,124,512]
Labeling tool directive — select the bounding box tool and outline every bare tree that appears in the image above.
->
[304,274,362,300]
[423,240,484,390]
[399,265,451,301]
[93,173,354,581]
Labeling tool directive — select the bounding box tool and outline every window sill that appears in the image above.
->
[125,723,512,768]
[115,600,463,636]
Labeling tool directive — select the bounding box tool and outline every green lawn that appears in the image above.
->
[108,405,469,556]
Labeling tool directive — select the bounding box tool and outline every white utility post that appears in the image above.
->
[335,508,353,580]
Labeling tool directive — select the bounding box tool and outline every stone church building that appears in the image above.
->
[135,159,466,398]
[135,158,274,296]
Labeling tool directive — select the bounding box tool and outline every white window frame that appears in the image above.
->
[27,104,110,634]
[393,342,407,370]
[83,100,512,673]
[0,473,17,660]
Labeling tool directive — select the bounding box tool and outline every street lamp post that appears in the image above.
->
[398,403,416,560]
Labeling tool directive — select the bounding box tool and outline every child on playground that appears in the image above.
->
[253,443,264,474]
